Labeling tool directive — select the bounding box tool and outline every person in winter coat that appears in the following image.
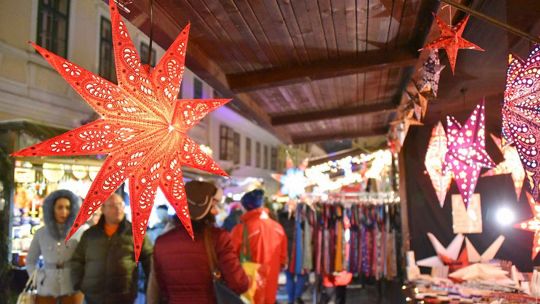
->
[147,181,249,304]
[231,189,288,304]
[26,189,85,304]
[70,193,152,304]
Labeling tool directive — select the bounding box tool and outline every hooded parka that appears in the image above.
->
[26,189,85,297]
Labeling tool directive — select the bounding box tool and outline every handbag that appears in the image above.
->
[204,228,245,304]
[17,270,38,304]
[240,226,264,304]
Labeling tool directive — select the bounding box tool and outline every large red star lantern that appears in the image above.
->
[515,193,540,260]
[12,1,228,260]
[423,14,484,74]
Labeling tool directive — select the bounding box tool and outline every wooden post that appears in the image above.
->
[398,148,410,253]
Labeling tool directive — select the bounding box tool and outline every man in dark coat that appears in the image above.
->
[70,193,152,304]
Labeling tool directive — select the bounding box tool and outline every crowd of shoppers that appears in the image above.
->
[24,182,302,304]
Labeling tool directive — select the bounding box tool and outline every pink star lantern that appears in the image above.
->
[514,192,540,260]
[444,101,495,207]
[11,1,229,260]
[425,122,452,207]
[503,46,540,200]
[423,15,484,74]
[482,134,525,199]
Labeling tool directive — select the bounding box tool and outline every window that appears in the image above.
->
[255,142,261,168]
[140,42,156,67]
[263,145,268,169]
[177,81,183,99]
[98,17,116,82]
[37,0,70,57]
[245,138,252,166]
[194,78,203,99]
[233,132,240,165]
[271,147,277,171]
[219,125,240,164]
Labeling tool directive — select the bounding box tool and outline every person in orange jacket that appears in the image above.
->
[231,189,288,304]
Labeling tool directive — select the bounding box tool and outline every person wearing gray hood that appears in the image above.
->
[26,189,87,304]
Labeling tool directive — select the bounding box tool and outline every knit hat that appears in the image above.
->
[186,181,218,220]
[241,189,265,211]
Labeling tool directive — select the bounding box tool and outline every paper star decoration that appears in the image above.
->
[12,1,229,260]
[444,101,495,207]
[425,122,452,207]
[502,46,540,200]
[272,157,308,199]
[406,85,429,121]
[423,14,484,74]
[417,233,465,268]
[389,106,423,147]
[514,192,540,260]
[465,235,505,263]
[449,263,511,283]
[417,50,445,98]
[482,135,525,199]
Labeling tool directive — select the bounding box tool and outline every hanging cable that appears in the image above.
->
[147,0,154,67]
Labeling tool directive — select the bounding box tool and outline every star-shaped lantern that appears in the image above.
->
[444,101,495,208]
[425,122,452,207]
[503,46,540,200]
[12,1,228,260]
[389,103,424,148]
[423,14,484,74]
[272,157,309,199]
[482,135,525,199]
[515,192,540,260]
[407,84,429,120]
[417,233,466,271]
[417,50,445,98]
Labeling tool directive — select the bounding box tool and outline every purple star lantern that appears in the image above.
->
[418,49,445,98]
[503,46,540,200]
[444,101,495,208]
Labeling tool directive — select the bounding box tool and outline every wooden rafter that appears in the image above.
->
[291,127,388,144]
[227,48,419,93]
[114,0,292,143]
[271,102,396,126]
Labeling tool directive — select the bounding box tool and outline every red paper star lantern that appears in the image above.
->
[12,1,228,260]
[515,192,540,260]
[423,14,484,74]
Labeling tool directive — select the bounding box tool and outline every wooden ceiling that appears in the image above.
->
[119,0,440,144]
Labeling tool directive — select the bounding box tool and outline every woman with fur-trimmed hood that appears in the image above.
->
[26,189,87,303]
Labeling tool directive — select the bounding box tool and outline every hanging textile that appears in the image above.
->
[282,195,401,282]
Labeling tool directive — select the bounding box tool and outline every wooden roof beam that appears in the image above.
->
[227,48,419,93]
[271,102,396,126]
[114,0,292,143]
[291,127,388,144]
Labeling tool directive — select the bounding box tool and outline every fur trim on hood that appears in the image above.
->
[42,189,81,240]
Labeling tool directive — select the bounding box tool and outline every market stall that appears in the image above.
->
[0,120,104,268]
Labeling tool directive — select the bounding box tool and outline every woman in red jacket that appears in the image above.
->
[147,181,249,304]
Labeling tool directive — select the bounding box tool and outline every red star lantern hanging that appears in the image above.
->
[423,14,484,74]
[12,1,229,260]
[515,192,540,260]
